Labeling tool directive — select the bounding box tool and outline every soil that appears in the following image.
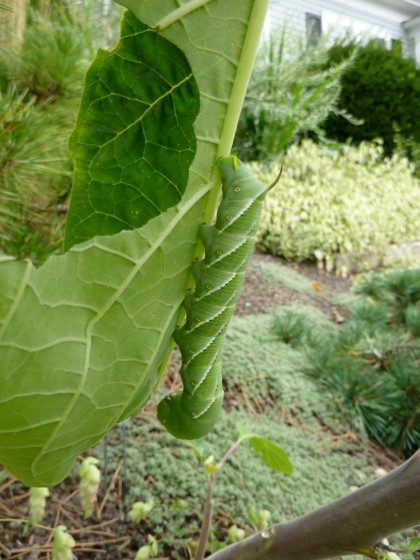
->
[0,252,415,559]
[235,251,352,319]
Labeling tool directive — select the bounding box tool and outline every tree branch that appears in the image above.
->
[208,449,420,560]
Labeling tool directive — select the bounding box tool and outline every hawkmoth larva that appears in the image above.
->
[157,156,281,439]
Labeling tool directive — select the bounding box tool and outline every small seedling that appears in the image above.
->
[79,457,101,518]
[135,534,158,560]
[52,525,76,560]
[128,500,154,524]
[186,424,293,560]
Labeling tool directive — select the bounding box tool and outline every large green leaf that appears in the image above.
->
[67,1,269,245]
[0,188,206,486]
[0,0,269,486]
[65,11,200,248]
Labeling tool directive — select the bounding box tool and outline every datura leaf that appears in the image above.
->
[0,0,269,486]
[65,11,200,248]
[0,191,204,486]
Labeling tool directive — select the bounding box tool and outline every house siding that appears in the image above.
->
[268,0,420,61]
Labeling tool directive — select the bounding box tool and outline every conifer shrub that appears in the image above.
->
[299,268,420,455]
[323,39,420,159]
[0,5,122,262]
[271,309,310,347]
[0,89,71,262]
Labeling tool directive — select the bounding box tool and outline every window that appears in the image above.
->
[306,12,322,47]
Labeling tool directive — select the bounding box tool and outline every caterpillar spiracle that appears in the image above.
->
[157,156,281,439]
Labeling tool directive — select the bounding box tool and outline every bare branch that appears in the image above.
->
[208,450,420,560]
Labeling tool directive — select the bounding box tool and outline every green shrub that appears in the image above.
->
[405,304,420,337]
[355,268,420,327]
[7,22,88,101]
[256,140,420,269]
[0,6,125,262]
[394,128,420,178]
[0,17,92,262]
[233,27,354,162]
[303,269,420,455]
[323,39,420,160]
[0,88,71,261]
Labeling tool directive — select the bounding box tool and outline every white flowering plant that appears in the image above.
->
[256,140,420,272]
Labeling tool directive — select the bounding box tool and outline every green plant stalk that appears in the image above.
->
[218,439,243,467]
[194,473,215,560]
[194,435,252,558]
[190,436,241,558]
[206,449,420,560]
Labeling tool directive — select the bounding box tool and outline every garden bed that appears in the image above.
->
[0,253,417,560]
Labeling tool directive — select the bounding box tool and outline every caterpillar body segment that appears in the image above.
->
[157,156,272,439]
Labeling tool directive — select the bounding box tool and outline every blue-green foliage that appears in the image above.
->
[234,27,353,161]
[324,39,420,161]
[295,269,420,455]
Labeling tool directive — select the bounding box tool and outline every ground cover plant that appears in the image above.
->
[255,140,420,272]
[0,2,419,559]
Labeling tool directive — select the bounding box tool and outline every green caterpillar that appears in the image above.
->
[157,156,280,439]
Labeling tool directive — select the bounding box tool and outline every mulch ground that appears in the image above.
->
[235,251,352,318]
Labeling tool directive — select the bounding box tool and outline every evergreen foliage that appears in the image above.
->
[323,40,420,160]
[0,88,71,261]
[299,269,420,455]
[272,308,313,347]
[0,3,122,262]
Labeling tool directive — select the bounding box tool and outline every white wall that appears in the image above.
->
[267,0,420,60]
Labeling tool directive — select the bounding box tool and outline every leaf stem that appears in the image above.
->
[218,438,243,468]
[204,0,270,223]
[155,0,213,30]
[216,0,269,158]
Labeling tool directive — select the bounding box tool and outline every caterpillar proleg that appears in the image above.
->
[157,156,280,439]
